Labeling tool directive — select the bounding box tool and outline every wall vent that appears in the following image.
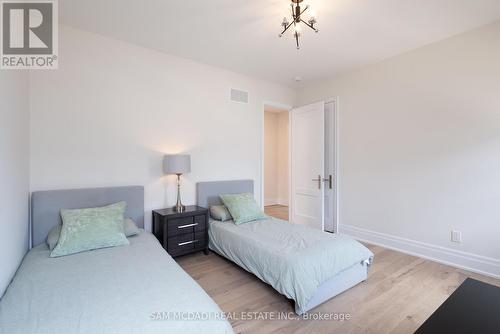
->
[230,88,249,104]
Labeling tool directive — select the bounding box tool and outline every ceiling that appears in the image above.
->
[59,0,500,86]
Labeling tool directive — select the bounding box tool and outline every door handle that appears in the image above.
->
[312,175,322,189]
[322,175,333,189]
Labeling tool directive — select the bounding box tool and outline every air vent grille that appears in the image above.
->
[230,88,249,104]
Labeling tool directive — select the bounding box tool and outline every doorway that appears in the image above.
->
[263,105,290,221]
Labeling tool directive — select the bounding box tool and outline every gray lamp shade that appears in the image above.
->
[163,154,191,175]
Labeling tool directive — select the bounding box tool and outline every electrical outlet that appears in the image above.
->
[451,230,462,243]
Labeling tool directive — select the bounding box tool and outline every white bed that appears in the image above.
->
[197,180,374,314]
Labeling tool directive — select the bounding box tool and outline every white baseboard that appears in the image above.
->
[265,198,289,207]
[277,198,288,206]
[264,198,278,206]
[340,224,500,279]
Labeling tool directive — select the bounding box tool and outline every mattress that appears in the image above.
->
[209,218,374,314]
[0,230,233,334]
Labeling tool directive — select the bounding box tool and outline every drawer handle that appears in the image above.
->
[178,239,198,246]
[178,223,198,229]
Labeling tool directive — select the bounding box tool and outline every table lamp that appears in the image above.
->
[163,154,191,212]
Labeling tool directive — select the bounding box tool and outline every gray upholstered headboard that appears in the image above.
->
[196,180,254,208]
[31,186,144,247]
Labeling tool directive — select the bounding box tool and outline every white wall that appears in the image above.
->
[277,112,289,205]
[264,110,289,206]
[0,71,30,297]
[29,25,295,230]
[298,21,500,277]
[264,111,279,205]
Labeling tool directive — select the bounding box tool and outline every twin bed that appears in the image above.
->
[0,181,373,333]
[0,186,233,334]
[198,180,373,314]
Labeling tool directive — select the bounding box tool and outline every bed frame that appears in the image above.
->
[196,179,369,314]
[31,186,144,247]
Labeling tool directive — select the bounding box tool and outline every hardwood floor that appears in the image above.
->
[177,245,499,334]
[265,205,289,221]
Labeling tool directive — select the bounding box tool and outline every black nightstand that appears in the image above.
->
[152,206,209,257]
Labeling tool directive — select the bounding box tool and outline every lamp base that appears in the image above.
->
[174,174,185,213]
[173,204,186,213]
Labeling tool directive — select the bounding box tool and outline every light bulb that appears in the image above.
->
[294,24,301,33]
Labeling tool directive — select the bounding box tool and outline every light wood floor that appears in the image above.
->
[177,244,499,334]
[265,205,289,221]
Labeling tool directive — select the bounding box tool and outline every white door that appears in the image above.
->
[290,101,325,229]
[324,101,336,233]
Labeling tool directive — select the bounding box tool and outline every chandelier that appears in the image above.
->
[279,0,318,49]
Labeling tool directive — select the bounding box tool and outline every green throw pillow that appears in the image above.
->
[50,201,129,257]
[46,218,139,251]
[210,205,232,221]
[219,193,267,225]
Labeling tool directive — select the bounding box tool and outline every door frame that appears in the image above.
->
[261,97,339,234]
[325,97,340,233]
[261,101,293,215]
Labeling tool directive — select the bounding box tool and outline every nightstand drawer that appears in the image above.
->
[193,215,206,227]
[167,232,206,257]
[167,216,195,235]
[167,215,206,236]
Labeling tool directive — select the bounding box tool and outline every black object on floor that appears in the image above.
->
[415,278,500,334]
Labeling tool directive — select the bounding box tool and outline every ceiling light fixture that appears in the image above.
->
[279,0,318,49]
